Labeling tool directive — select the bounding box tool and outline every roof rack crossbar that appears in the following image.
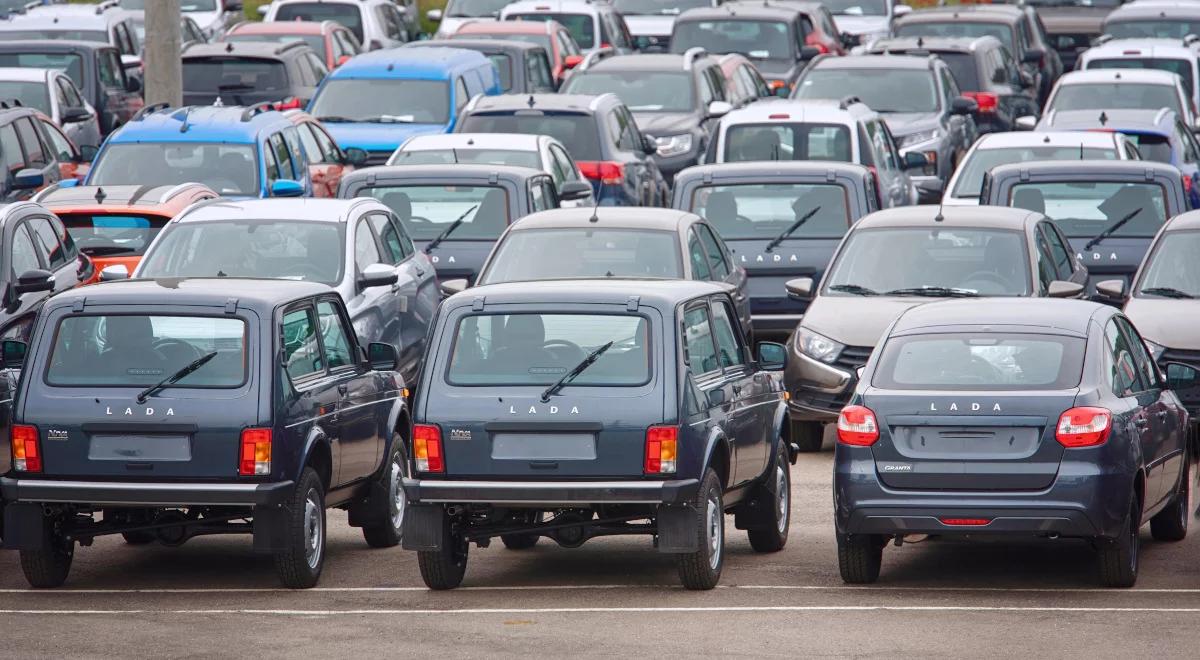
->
[133,102,171,121]
[240,102,273,121]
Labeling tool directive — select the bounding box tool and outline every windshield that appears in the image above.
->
[1107,20,1200,41]
[1125,133,1172,164]
[481,229,683,283]
[448,313,650,386]
[825,228,1031,296]
[0,80,49,115]
[796,69,938,113]
[508,13,595,49]
[1009,181,1167,238]
[895,21,1015,54]
[364,185,511,240]
[46,315,247,388]
[671,20,792,60]
[275,3,364,42]
[0,30,108,44]
[689,184,851,240]
[0,53,84,88]
[821,0,889,17]
[447,0,511,18]
[58,213,169,258]
[183,57,289,93]
[563,71,694,112]
[89,143,259,197]
[460,111,601,161]
[953,146,1118,198]
[1137,230,1200,297]
[1049,82,1184,116]
[1088,58,1195,96]
[724,124,852,162]
[122,0,217,9]
[224,34,328,55]
[137,220,345,285]
[612,0,712,15]
[390,148,540,168]
[873,333,1084,391]
[310,79,450,124]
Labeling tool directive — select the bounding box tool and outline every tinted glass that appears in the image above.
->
[1137,229,1200,297]
[275,3,364,41]
[480,228,682,283]
[821,0,888,16]
[316,300,353,369]
[682,306,718,374]
[485,53,513,90]
[0,30,107,44]
[1106,20,1200,41]
[310,79,450,124]
[725,123,851,162]
[873,333,1084,390]
[453,31,553,54]
[895,21,1015,53]
[183,57,288,93]
[796,69,938,113]
[1049,83,1183,117]
[562,71,694,112]
[57,212,168,258]
[0,80,50,114]
[1088,58,1195,96]
[690,183,851,240]
[282,307,323,380]
[89,143,259,196]
[1125,133,1172,164]
[953,146,1118,198]
[390,148,540,169]
[364,184,510,240]
[933,51,980,91]
[10,224,37,274]
[1010,181,1167,238]
[671,20,792,60]
[224,33,327,55]
[508,13,595,49]
[446,0,511,17]
[460,111,602,160]
[0,53,84,88]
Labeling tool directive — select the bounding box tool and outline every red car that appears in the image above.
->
[450,19,582,84]
[283,109,366,198]
[222,20,363,71]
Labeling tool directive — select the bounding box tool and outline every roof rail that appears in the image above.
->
[578,46,615,71]
[1185,33,1200,47]
[1154,106,1172,124]
[241,102,274,121]
[839,95,862,110]
[1095,34,1114,46]
[133,102,171,121]
[159,182,202,203]
[682,46,707,70]
[94,0,119,14]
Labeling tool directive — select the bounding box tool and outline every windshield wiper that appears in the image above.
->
[1141,286,1196,299]
[1083,207,1143,251]
[828,283,879,296]
[539,341,614,403]
[765,205,821,253]
[135,352,217,404]
[79,245,137,256]
[885,286,979,298]
[315,115,355,123]
[423,204,478,254]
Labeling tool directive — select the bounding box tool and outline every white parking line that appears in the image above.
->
[2,605,1200,615]
[3,584,1200,594]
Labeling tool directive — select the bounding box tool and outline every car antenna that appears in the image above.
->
[589,192,601,223]
[451,148,459,163]
[1080,142,1084,160]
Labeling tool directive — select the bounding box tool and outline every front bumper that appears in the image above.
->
[0,477,294,507]
[785,350,855,421]
[402,477,700,506]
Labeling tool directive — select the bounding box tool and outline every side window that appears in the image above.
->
[28,217,65,269]
[316,300,355,370]
[696,223,730,279]
[64,78,85,107]
[15,118,45,167]
[310,122,341,162]
[820,9,838,37]
[269,133,294,181]
[1105,318,1144,395]
[0,123,24,179]
[293,55,315,87]
[98,50,122,89]
[618,106,640,150]
[938,67,957,107]
[681,305,719,375]
[709,300,745,368]
[797,18,811,50]
[878,122,902,171]
[354,217,383,269]
[1118,316,1162,390]
[297,123,324,164]
[307,53,328,84]
[369,213,405,264]
[697,69,715,105]
[53,78,70,109]
[550,144,578,181]
[1035,234,1056,293]
[283,128,308,173]
[527,51,553,92]
[687,229,712,280]
[10,223,40,275]
[1041,224,1074,279]
[530,178,548,212]
[50,215,76,261]
[390,216,415,257]
[865,120,895,170]
[282,305,324,381]
[540,177,559,208]
[263,139,280,182]
[455,76,470,114]
[1000,48,1021,85]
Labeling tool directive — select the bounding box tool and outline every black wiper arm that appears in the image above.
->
[539,341,614,403]
[135,352,217,404]
[828,283,879,296]
[423,205,478,254]
[315,115,354,123]
[765,205,821,253]
[1084,207,1143,251]
[1141,286,1196,299]
[885,286,979,297]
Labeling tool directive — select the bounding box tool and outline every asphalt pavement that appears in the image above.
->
[3,428,1200,658]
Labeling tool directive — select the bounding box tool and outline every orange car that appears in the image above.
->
[282,109,366,198]
[450,19,582,85]
[33,182,218,284]
[222,20,364,71]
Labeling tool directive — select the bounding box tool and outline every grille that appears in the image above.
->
[834,345,873,372]
[365,150,393,166]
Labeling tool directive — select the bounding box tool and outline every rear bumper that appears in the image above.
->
[0,477,294,507]
[402,477,700,506]
[844,507,1099,537]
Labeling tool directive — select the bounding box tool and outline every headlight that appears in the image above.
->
[655,133,694,157]
[795,327,845,364]
[1144,339,1167,361]
[898,129,942,149]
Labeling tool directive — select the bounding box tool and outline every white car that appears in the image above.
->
[1077,37,1200,126]
[0,67,101,149]
[1040,69,1197,131]
[427,0,511,39]
[176,0,240,40]
[261,0,411,50]
[389,133,595,208]
[824,0,910,48]
[942,131,1139,207]
[608,0,719,52]
[500,0,636,54]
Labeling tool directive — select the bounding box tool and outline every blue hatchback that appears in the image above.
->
[84,104,313,199]
[307,47,502,166]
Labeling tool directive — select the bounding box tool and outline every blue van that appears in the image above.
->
[84,104,313,199]
[307,47,502,165]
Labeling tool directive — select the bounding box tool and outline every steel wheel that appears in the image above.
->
[304,489,324,571]
[707,493,722,571]
[775,465,789,534]
[389,456,406,531]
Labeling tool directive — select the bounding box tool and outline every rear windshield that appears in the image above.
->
[447,313,650,386]
[689,183,851,240]
[460,111,602,161]
[671,19,792,60]
[224,34,328,56]
[363,184,511,240]
[1048,82,1183,118]
[1126,133,1172,164]
[311,79,451,125]
[390,148,540,169]
[480,228,683,283]
[0,80,50,115]
[1009,181,1168,238]
[507,13,595,49]
[46,315,248,388]
[1106,20,1200,41]
[1088,58,1195,97]
[724,123,852,162]
[953,146,1119,199]
[796,69,938,113]
[183,57,289,93]
[895,21,1015,54]
[0,52,84,89]
[274,3,364,42]
[934,52,980,91]
[873,332,1085,391]
[0,30,108,44]
[454,32,553,55]
[563,71,695,113]
[486,53,513,91]
[58,212,169,259]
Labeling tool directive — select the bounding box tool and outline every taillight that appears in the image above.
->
[805,35,830,54]
[866,166,883,209]
[276,96,303,110]
[837,405,879,446]
[11,424,40,473]
[963,91,998,114]
[577,160,625,185]
[1183,175,1194,198]
[413,424,445,473]
[1055,407,1111,448]
[239,428,272,476]
[940,518,991,526]
[644,425,678,474]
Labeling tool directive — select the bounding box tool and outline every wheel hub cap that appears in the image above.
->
[775,465,789,534]
[706,495,722,570]
[304,490,323,570]
[389,458,406,530]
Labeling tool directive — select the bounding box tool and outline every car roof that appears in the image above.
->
[227,20,334,35]
[678,5,799,21]
[466,93,614,113]
[331,46,489,79]
[1163,208,1200,232]
[676,160,871,183]
[511,207,697,232]
[897,5,1022,23]
[722,98,874,124]
[0,67,50,83]
[176,197,383,224]
[47,277,333,312]
[0,39,108,54]
[109,105,294,144]
[183,41,309,60]
[973,130,1122,149]
[1083,38,1199,58]
[1043,108,1176,131]
[1056,68,1182,85]
[811,54,935,71]
[401,132,545,151]
[1107,2,1200,21]
[418,38,543,55]
[36,183,217,212]
[988,159,1182,181]
[856,205,1040,230]
[504,0,606,13]
[451,278,727,309]
[890,298,1104,337]
[870,35,1001,54]
[1,4,130,30]
[455,19,560,35]
[341,163,547,183]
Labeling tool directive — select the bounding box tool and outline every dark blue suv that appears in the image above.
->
[402,279,791,590]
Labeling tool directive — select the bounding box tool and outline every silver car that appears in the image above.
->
[0,67,101,149]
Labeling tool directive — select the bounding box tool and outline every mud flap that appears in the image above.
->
[1,502,47,551]
[251,505,287,553]
[656,503,698,553]
[402,503,445,551]
[347,479,389,529]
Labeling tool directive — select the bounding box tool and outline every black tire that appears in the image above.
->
[791,420,824,452]
[273,467,326,589]
[747,442,791,553]
[121,531,156,545]
[676,468,725,590]
[837,533,884,584]
[1152,461,1189,542]
[417,510,469,590]
[501,533,539,550]
[19,535,74,588]
[1098,496,1140,588]
[362,435,408,548]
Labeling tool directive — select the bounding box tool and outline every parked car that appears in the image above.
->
[783,205,1088,452]
[1077,37,1200,124]
[449,19,581,86]
[120,0,244,40]
[0,278,411,588]
[1041,69,1196,132]
[501,0,635,55]
[407,39,556,93]
[181,41,327,108]
[282,109,366,198]
[338,164,592,283]
[716,52,772,108]
[31,107,95,182]
[728,0,847,57]
[86,104,313,199]
[1029,0,1118,70]
[0,2,141,69]
[823,0,910,49]
[0,201,91,341]
[307,47,501,166]
[673,161,880,339]
[0,104,67,199]
[457,93,669,207]
[121,7,209,52]
[222,19,363,71]
[427,0,513,39]
[1104,1,1200,41]
[401,279,791,590]
[33,182,217,285]
[0,66,100,149]
[262,0,411,50]
[613,0,719,53]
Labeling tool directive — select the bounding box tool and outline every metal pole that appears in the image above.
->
[143,0,182,107]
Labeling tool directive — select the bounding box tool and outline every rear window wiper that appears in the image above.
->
[885,286,979,297]
[1083,206,1143,251]
[828,283,878,296]
[135,352,217,404]
[764,205,821,253]
[1141,286,1195,299]
[540,341,614,403]
[423,204,478,254]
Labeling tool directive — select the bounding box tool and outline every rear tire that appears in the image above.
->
[417,510,469,590]
[121,531,156,545]
[747,442,791,553]
[1098,496,1140,588]
[19,534,74,588]
[837,533,883,584]
[273,467,326,589]
[362,435,408,548]
[1152,461,1189,542]
[791,420,824,452]
[676,469,725,590]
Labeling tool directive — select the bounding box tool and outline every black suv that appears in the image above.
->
[0,278,410,589]
[560,50,733,181]
[181,41,329,107]
[457,93,669,207]
[870,36,1040,134]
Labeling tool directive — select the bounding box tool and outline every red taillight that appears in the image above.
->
[577,160,625,185]
[963,91,998,114]
[768,112,791,119]
[413,424,445,473]
[11,424,40,473]
[1184,175,1194,197]
[644,425,678,474]
[1055,407,1112,448]
[940,518,992,526]
[276,96,303,110]
[837,405,879,446]
[239,428,272,476]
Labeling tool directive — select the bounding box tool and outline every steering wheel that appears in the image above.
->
[960,271,1012,293]
[279,263,329,281]
[153,338,202,364]
[543,339,585,364]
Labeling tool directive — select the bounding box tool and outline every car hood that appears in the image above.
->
[801,295,933,348]
[1124,297,1200,349]
[632,111,695,135]
[623,15,676,37]
[832,15,890,36]
[323,122,447,152]
[883,112,941,137]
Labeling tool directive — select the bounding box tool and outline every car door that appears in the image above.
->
[13,117,59,193]
[681,301,737,478]
[708,295,769,484]
[315,297,383,482]
[1104,318,1162,513]
[344,215,395,351]
[1119,316,1179,508]
[281,301,345,487]
[381,213,433,385]
[695,221,751,338]
[26,215,81,293]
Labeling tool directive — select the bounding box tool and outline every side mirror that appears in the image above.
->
[13,268,53,295]
[367,342,399,371]
[1014,115,1038,131]
[707,388,726,407]
[913,176,944,203]
[335,54,352,67]
[950,96,977,115]
[785,276,813,300]
[61,107,92,123]
[902,151,928,170]
[12,168,43,190]
[1096,278,1127,301]
[440,278,468,296]
[426,8,443,22]
[120,54,142,71]
[100,263,129,281]
[257,4,270,17]
[78,144,99,163]
[564,54,584,69]
[1,339,26,369]
[757,341,787,371]
[640,132,657,156]
[707,100,732,118]
[799,46,820,60]
[359,262,398,289]
[1022,48,1045,65]
[342,146,368,166]
[1164,361,1200,393]
[126,76,142,93]
[893,4,912,16]
[559,180,592,201]
[1048,280,1084,298]
[270,179,304,197]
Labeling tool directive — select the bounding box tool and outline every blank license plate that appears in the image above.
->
[88,435,192,462]
[491,433,596,461]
